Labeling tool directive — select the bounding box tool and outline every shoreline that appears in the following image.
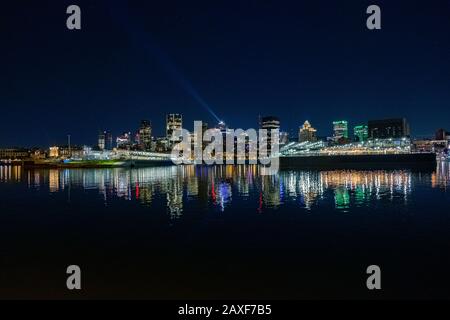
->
[0,152,440,170]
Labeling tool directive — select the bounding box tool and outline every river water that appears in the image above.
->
[1,163,449,299]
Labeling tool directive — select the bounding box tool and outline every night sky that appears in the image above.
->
[2,0,450,147]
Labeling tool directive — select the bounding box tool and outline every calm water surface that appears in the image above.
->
[1,163,450,299]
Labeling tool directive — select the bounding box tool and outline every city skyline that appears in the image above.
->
[0,113,447,149]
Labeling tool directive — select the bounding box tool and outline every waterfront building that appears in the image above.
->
[333,120,349,141]
[368,118,410,139]
[49,146,59,158]
[59,145,83,158]
[354,125,369,142]
[299,120,317,142]
[30,148,46,160]
[412,139,448,154]
[0,148,30,160]
[166,114,183,144]
[48,145,83,159]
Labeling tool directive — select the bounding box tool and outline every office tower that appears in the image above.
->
[260,116,280,131]
[435,128,448,141]
[105,131,113,150]
[368,118,410,139]
[353,125,369,142]
[299,120,317,142]
[98,131,105,151]
[139,120,152,151]
[116,132,131,149]
[166,114,183,144]
[260,116,280,153]
[333,120,349,141]
[280,131,289,145]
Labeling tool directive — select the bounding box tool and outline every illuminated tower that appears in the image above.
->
[139,120,152,151]
[260,116,280,153]
[98,131,105,151]
[166,114,183,144]
[299,120,317,142]
[354,125,369,142]
[333,120,349,141]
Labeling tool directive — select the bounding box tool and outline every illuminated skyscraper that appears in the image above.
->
[353,125,368,142]
[299,120,317,142]
[260,116,280,153]
[98,130,113,150]
[166,114,183,144]
[333,120,349,141]
[98,131,105,150]
[139,120,152,151]
[260,116,280,131]
[117,132,131,149]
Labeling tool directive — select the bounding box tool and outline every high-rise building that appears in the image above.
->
[260,116,280,153]
[260,116,280,131]
[105,131,113,150]
[98,130,113,150]
[368,118,410,139]
[435,128,448,141]
[139,120,152,151]
[166,114,183,144]
[353,125,369,142]
[333,120,349,141]
[98,131,105,150]
[280,131,289,145]
[299,120,317,142]
[116,132,131,149]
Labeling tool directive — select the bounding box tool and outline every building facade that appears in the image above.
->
[368,118,410,139]
[260,116,280,153]
[166,114,183,144]
[139,120,152,151]
[0,148,30,160]
[333,120,349,142]
[98,131,106,150]
[299,120,317,142]
[354,125,369,142]
[435,128,449,141]
[116,132,132,149]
